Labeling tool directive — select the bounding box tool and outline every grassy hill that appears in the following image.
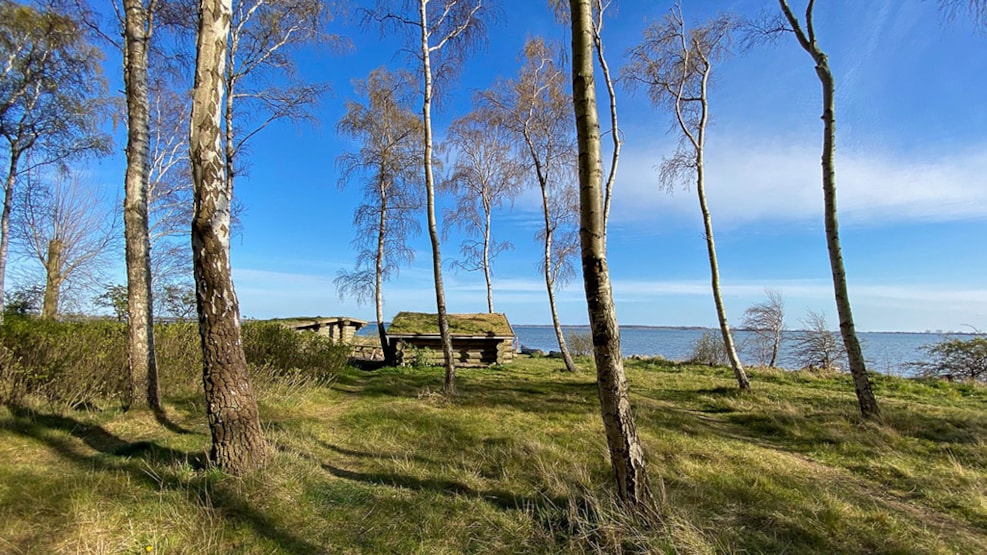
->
[1,352,985,553]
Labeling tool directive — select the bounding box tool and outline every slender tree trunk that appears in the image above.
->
[540,183,578,373]
[376,182,395,365]
[224,53,236,197]
[696,157,749,390]
[123,0,160,410]
[521,129,577,372]
[190,0,266,475]
[418,1,456,395]
[0,151,19,323]
[770,330,781,368]
[818,63,879,419]
[777,0,880,419]
[41,238,62,319]
[593,18,619,239]
[482,200,493,313]
[570,0,652,508]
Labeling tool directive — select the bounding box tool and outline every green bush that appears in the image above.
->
[914,336,987,382]
[154,321,202,395]
[241,321,348,384]
[0,316,128,410]
[0,342,25,405]
[0,318,347,411]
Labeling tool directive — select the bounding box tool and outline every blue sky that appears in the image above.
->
[49,0,987,332]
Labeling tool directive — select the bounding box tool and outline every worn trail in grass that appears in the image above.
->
[1,356,985,553]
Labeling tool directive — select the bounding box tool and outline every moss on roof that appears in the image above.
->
[387,312,513,336]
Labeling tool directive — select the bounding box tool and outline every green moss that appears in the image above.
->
[387,311,514,336]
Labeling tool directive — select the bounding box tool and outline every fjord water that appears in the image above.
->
[513,325,948,376]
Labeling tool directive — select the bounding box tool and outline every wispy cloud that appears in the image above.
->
[613,135,987,228]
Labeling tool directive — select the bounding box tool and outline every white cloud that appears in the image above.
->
[605,277,987,332]
[612,135,987,228]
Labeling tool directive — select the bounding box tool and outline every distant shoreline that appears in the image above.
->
[511,324,980,336]
[360,322,981,336]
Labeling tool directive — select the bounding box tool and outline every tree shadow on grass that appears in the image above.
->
[332,368,441,398]
[277,436,568,517]
[881,405,987,446]
[4,404,196,464]
[455,380,599,415]
[152,405,197,435]
[317,458,566,513]
[0,405,328,554]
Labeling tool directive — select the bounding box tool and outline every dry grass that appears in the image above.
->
[0,354,985,553]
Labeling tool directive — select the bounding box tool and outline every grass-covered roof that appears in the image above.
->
[266,316,367,327]
[387,312,513,336]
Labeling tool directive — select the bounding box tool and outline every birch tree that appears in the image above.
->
[224,0,332,196]
[624,6,750,391]
[550,0,620,237]
[568,0,652,507]
[775,0,880,419]
[121,0,161,409]
[189,0,266,474]
[440,107,523,313]
[15,173,118,319]
[0,0,110,322]
[146,76,195,303]
[335,67,423,365]
[370,0,490,396]
[66,0,193,409]
[480,38,580,373]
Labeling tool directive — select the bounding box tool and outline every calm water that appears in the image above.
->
[512,325,948,376]
[361,322,957,376]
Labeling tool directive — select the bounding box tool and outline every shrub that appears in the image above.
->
[790,310,847,371]
[401,344,436,369]
[0,343,25,405]
[0,316,128,410]
[565,331,593,357]
[688,331,728,366]
[0,318,347,411]
[913,336,987,382]
[154,321,203,395]
[241,321,348,384]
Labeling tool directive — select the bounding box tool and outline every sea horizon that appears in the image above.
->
[360,321,982,337]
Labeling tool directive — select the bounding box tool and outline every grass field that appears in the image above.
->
[1,355,985,554]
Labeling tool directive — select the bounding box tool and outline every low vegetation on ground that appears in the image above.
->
[0,320,985,553]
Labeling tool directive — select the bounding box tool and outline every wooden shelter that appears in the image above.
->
[276,316,368,344]
[387,312,516,367]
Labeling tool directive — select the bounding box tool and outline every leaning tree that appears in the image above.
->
[624,5,750,391]
[775,0,880,419]
[189,0,266,474]
[568,0,653,508]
